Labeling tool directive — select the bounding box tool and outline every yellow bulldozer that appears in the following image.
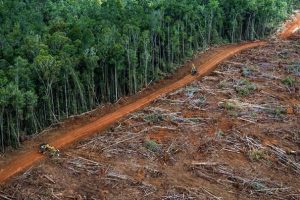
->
[191,63,197,76]
[39,143,60,157]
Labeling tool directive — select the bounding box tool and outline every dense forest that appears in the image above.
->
[0,0,297,150]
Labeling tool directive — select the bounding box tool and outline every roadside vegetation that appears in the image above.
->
[0,0,297,150]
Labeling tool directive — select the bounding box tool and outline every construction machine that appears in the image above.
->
[39,143,60,157]
[191,64,197,76]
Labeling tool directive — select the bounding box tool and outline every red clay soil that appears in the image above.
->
[0,41,266,184]
[280,13,300,39]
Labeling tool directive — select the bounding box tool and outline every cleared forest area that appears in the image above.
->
[1,28,299,200]
[0,1,300,199]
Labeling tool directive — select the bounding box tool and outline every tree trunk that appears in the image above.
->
[114,63,118,102]
[0,107,4,152]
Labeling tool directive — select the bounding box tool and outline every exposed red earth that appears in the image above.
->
[280,12,300,39]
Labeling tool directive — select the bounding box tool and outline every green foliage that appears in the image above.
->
[144,140,161,153]
[249,181,267,191]
[285,62,300,76]
[242,67,253,77]
[216,129,225,138]
[268,106,286,116]
[144,113,164,123]
[0,0,296,150]
[218,80,229,89]
[221,101,237,111]
[235,79,257,96]
[281,76,296,87]
[248,149,265,161]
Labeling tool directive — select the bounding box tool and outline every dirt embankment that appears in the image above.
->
[280,13,300,39]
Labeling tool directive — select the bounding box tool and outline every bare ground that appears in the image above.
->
[1,34,300,200]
